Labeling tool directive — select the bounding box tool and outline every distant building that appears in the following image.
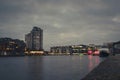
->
[71,45,88,53]
[0,38,26,56]
[50,45,88,55]
[112,41,120,54]
[50,46,72,55]
[25,26,43,51]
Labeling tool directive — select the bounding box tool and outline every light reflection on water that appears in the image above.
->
[88,55,101,71]
[0,55,104,80]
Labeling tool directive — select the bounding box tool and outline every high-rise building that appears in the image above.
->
[25,26,43,51]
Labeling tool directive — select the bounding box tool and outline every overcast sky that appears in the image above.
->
[0,0,120,50]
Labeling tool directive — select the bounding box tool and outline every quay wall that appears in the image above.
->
[82,55,120,80]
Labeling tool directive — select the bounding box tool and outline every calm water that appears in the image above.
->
[0,55,104,80]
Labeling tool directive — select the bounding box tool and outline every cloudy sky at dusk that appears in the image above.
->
[0,0,120,50]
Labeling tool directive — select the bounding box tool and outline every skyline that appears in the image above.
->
[0,0,120,50]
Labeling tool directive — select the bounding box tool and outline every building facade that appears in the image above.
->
[0,38,26,56]
[112,41,120,54]
[50,46,72,55]
[25,26,43,51]
[50,45,88,55]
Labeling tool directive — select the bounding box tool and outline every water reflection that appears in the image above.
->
[25,56,44,80]
[88,55,101,71]
[0,55,104,80]
[25,56,102,80]
[88,55,93,71]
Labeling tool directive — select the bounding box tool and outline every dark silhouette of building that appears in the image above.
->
[25,26,43,51]
[0,38,26,56]
[112,41,120,55]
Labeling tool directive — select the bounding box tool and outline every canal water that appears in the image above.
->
[0,55,104,80]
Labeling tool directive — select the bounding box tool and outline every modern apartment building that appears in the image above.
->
[25,26,43,51]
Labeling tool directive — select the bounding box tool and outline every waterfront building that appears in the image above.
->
[50,45,88,55]
[25,26,43,51]
[0,38,26,56]
[71,45,88,54]
[112,41,120,54]
[50,46,72,55]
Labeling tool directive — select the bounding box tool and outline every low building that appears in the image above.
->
[0,38,26,56]
[50,45,88,55]
[50,46,72,55]
[113,41,120,54]
[71,45,88,54]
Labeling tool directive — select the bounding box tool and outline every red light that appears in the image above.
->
[88,50,93,55]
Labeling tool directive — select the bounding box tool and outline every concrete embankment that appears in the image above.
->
[82,55,120,80]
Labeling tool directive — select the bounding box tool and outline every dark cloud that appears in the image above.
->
[0,0,120,50]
